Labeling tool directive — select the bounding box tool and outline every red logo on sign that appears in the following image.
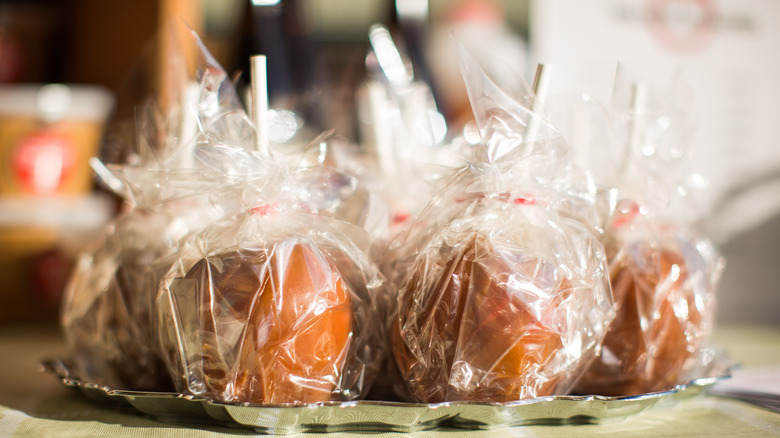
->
[12,130,76,195]
[647,0,719,54]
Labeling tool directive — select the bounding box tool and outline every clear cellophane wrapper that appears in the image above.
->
[60,28,269,391]
[386,45,614,404]
[574,199,722,396]
[157,193,386,404]
[62,209,182,391]
[570,68,725,396]
[293,133,393,243]
[359,24,468,235]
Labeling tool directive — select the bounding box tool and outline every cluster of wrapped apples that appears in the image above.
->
[60,25,723,406]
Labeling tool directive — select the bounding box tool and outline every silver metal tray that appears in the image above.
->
[40,357,731,434]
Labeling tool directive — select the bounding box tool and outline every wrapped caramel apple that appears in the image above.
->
[392,203,612,403]
[387,47,613,403]
[60,29,255,391]
[181,242,351,403]
[156,129,388,404]
[158,201,385,404]
[574,202,721,396]
[571,70,723,396]
[62,210,178,390]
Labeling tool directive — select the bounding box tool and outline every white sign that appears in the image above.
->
[531,0,780,242]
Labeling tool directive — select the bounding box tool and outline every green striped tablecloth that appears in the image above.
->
[1,323,779,437]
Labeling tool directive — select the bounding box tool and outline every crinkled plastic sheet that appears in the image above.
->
[61,209,179,391]
[157,208,386,404]
[574,201,723,396]
[390,172,614,403]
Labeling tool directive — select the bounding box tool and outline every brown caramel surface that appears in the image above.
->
[184,242,352,403]
[393,235,569,403]
[575,245,701,396]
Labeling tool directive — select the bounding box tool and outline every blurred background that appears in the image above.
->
[0,0,777,325]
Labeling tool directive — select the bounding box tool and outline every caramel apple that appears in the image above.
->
[392,232,593,403]
[164,239,354,404]
[62,211,174,392]
[574,237,711,396]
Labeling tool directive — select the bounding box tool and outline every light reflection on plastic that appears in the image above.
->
[463,121,481,144]
[689,173,708,189]
[369,25,413,89]
[565,333,583,359]
[428,110,447,145]
[251,0,280,5]
[268,109,299,143]
[673,290,690,320]
[669,263,681,282]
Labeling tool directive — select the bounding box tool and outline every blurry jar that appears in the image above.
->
[0,83,113,196]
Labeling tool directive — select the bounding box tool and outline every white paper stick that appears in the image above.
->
[525,63,553,143]
[617,81,648,185]
[251,54,269,153]
[365,82,396,177]
[89,157,124,193]
[531,63,553,110]
[569,99,589,168]
[178,82,200,168]
[628,82,648,156]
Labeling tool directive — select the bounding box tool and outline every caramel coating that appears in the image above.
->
[183,242,352,404]
[393,235,570,403]
[575,245,702,396]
